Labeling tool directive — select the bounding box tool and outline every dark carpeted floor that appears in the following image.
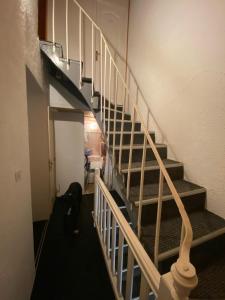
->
[31,194,115,300]
[33,220,47,258]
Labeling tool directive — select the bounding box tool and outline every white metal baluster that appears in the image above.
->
[97,188,101,226]
[126,105,136,200]
[139,274,150,300]
[154,170,164,268]
[117,229,124,295]
[112,71,118,168]
[79,8,82,88]
[107,58,112,146]
[94,180,99,222]
[111,216,117,274]
[100,35,103,121]
[100,192,103,234]
[52,0,55,51]
[103,197,107,243]
[103,45,107,134]
[137,134,147,238]
[66,0,69,69]
[91,23,94,96]
[125,248,134,300]
[107,206,111,257]
[118,86,126,173]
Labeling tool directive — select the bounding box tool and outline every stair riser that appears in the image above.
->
[114,147,167,164]
[124,166,184,186]
[105,121,141,132]
[140,192,206,226]
[104,109,131,120]
[158,234,225,278]
[109,132,155,146]
[104,100,123,110]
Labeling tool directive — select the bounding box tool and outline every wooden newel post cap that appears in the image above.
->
[171,259,198,298]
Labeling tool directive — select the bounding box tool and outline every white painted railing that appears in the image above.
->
[51,0,198,298]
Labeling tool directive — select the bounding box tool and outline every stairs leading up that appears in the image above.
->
[41,40,225,299]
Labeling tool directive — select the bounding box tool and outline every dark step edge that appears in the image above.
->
[121,162,183,174]
[158,226,225,262]
[134,187,206,207]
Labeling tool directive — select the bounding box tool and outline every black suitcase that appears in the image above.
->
[62,182,82,235]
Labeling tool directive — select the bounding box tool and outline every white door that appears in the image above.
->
[48,107,56,204]
[54,111,84,196]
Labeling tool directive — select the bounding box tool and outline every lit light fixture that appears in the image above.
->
[89,122,98,131]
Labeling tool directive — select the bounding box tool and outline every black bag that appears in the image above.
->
[62,182,82,235]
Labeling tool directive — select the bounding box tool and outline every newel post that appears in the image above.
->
[158,259,198,300]
[171,258,198,299]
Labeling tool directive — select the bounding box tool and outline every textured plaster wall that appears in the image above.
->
[128,0,225,218]
[0,0,49,299]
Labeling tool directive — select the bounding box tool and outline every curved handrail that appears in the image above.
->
[72,0,193,266]
[50,1,198,294]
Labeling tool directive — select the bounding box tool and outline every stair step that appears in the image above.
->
[131,179,206,224]
[130,179,205,205]
[122,159,183,186]
[141,210,225,262]
[108,131,155,146]
[104,108,131,120]
[105,119,141,132]
[104,99,123,110]
[113,144,167,164]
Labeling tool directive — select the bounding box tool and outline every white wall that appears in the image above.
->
[27,69,52,222]
[128,0,225,218]
[54,111,84,195]
[0,0,50,299]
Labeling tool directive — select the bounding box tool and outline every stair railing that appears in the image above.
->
[51,0,198,298]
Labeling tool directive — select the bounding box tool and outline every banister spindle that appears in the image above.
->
[79,8,82,88]
[52,0,55,51]
[103,45,107,134]
[91,23,94,96]
[125,248,134,300]
[154,169,164,268]
[139,273,150,300]
[106,205,111,257]
[117,229,124,295]
[118,86,126,173]
[126,105,136,200]
[112,71,118,167]
[103,197,107,243]
[100,35,103,121]
[111,217,117,274]
[107,57,112,145]
[137,134,147,238]
[65,0,69,69]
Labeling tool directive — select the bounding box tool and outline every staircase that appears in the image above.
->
[41,1,225,299]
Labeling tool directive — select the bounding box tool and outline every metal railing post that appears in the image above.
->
[65,0,69,69]
[79,8,82,88]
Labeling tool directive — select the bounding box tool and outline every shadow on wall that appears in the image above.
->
[26,67,52,222]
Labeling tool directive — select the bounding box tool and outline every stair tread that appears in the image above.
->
[112,143,166,150]
[191,248,225,299]
[129,179,205,203]
[108,131,154,135]
[120,159,182,173]
[142,210,225,256]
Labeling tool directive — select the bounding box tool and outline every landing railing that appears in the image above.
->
[51,0,198,298]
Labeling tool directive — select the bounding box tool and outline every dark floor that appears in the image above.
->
[31,194,115,300]
[33,220,47,258]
